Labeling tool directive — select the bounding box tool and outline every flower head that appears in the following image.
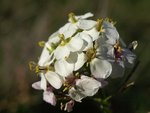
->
[29,12,137,112]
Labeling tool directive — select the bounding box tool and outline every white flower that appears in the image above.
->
[54,59,74,77]
[100,20,119,44]
[37,71,63,90]
[71,12,93,20]
[59,12,96,38]
[83,28,100,41]
[102,30,136,78]
[74,52,87,71]
[38,32,60,67]
[38,45,54,67]
[69,75,101,102]
[68,12,96,30]
[86,45,112,79]
[53,33,90,77]
[30,12,138,111]
[54,34,85,60]
[77,32,93,51]
[45,71,63,89]
[54,51,88,77]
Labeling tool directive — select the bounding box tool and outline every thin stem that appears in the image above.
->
[117,60,140,93]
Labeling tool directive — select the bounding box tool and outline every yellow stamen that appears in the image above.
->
[58,34,66,46]
[86,48,96,62]
[28,61,51,73]
[75,72,80,77]
[38,41,45,47]
[63,87,68,92]
[86,62,89,67]
[29,61,37,71]
[58,34,65,41]
[104,17,116,26]
[96,19,104,32]
[114,41,122,53]
[68,12,77,23]
[118,46,122,53]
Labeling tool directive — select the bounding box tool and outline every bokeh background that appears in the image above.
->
[0,0,150,113]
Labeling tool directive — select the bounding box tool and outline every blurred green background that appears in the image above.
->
[0,0,150,113]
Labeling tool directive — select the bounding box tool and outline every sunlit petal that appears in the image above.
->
[67,36,84,52]
[32,81,42,90]
[90,58,112,79]
[40,73,47,90]
[74,52,87,71]
[59,23,77,38]
[76,75,101,96]
[83,28,100,41]
[45,71,63,89]
[54,46,70,60]
[55,59,74,77]
[77,20,96,30]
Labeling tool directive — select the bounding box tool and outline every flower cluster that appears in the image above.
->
[29,12,137,112]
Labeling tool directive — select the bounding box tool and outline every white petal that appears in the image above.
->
[45,71,63,89]
[76,12,93,20]
[106,45,115,58]
[77,20,96,30]
[79,33,93,50]
[69,76,101,102]
[76,76,101,96]
[96,45,108,59]
[103,21,114,28]
[59,23,77,38]
[103,21,119,42]
[66,52,78,63]
[105,30,119,45]
[67,36,84,52]
[83,28,100,41]
[38,46,51,66]
[55,59,74,77]
[54,46,70,60]
[32,81,42,90]
[48,31,59,40]
[74,52,87,71]
[43,90,56,106]
[90,58,112,79]
[122,49,136,68]
[69,87,85,102]
[40,73,47,90]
